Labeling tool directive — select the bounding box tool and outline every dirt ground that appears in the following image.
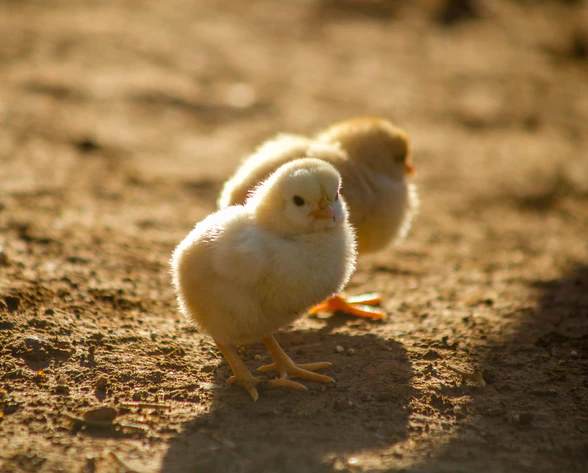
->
[1,1,588,472]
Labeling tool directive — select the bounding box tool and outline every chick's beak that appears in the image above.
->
[405,161,416,176]
[310,198,336,220]
[310,206,335,220]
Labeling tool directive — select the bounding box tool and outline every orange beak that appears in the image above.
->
[310,206,335,220]
[405,161,416,176]
[310,197,335,220]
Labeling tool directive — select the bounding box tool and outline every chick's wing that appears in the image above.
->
[211,219,268,287]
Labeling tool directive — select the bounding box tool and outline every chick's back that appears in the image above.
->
[218,123,416,254]
[218,134,347,209]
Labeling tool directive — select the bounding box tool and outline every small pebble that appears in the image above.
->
[333,458,346,471]
[570,350,579,358]
[0,249,9,266]
[334,398,353,409]
[225,83,257,109]
[335,345,344,353]
[512,412,534,426]
[54,384,70,395]
[254,354,262,361]
[347,457,360,466]
[347,348,355,355]
[423,349,439,360]
[4,296,20,313]
[33,370,47,383]
[95,376,108,391]
[83,406,117,423]
[74,137,101,154]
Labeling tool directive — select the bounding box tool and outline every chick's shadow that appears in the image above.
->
[412,263,588,472]
[162,322,413,473]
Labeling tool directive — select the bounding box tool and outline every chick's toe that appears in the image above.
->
[217,341,261,401]
[258,336,335,389]
[227,375,261,402]
[266,378,308,392]
[308,293,386,320]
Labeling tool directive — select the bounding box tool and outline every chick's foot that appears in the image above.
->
[258,335,334,391]
[307,293,386,320]
[227,374,262,401]
[216,340,261,401]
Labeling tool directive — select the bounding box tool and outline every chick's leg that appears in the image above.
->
[258,335,334,391]
[215,340,261,401]
[307,293,386,320]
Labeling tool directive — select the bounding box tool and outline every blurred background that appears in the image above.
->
[2,0,587,213]
[1,1,587,473]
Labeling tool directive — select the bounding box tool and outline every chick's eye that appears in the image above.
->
[293,195,305,206]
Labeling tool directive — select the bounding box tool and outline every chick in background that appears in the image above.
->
[219,117,418,320]
[171,159,356,400]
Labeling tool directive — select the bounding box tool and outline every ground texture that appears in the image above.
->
[1,1,588,472]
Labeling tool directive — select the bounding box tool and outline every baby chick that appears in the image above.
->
[218,117,418,320]
[171,159,356,400]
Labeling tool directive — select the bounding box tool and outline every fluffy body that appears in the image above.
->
[218,117,418,254]
[171,159,356,345]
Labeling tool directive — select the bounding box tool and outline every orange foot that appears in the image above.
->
[258,335,334,392]
[308,293,386,320]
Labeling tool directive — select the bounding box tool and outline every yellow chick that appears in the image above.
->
[171,159,356,400]
[218,117,418,320]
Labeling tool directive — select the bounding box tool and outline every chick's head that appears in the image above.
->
[318,117,414,180]
[249,158,346,235]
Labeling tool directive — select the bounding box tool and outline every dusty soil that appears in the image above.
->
[1,1,588,472]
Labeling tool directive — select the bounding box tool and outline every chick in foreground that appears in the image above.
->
[171,159,356,400]
[218,117,418,320]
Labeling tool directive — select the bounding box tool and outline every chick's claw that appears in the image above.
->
[346,292,382,306]
[227,374,261,401]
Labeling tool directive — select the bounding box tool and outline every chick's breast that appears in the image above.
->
[259,218,356,323]
[171,205,356,345]
[336,163,417,254]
